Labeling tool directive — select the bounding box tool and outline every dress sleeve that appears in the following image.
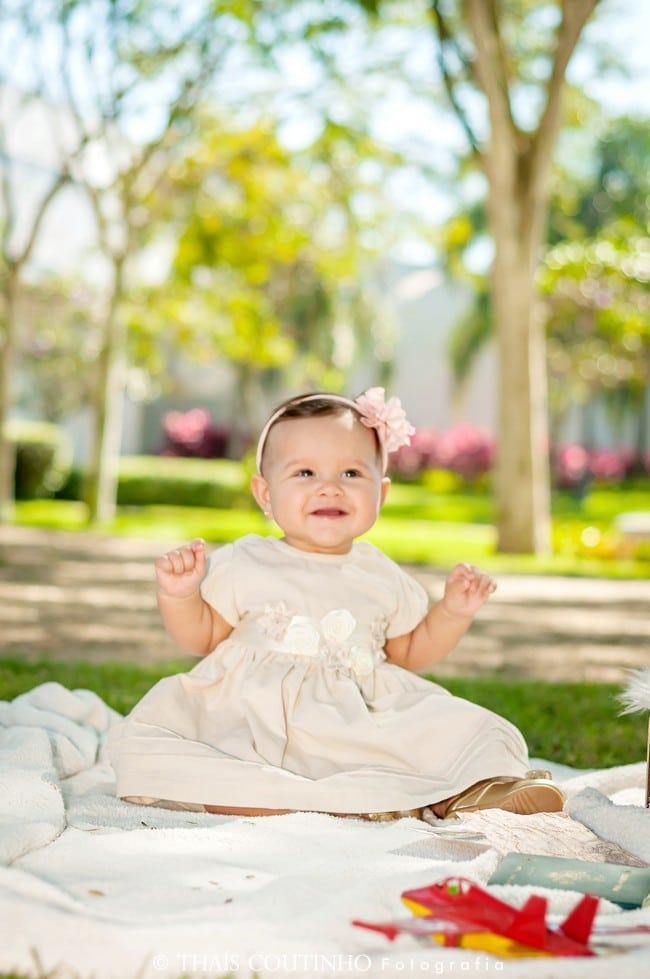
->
[385,562,430,638]
[199,543,240,626]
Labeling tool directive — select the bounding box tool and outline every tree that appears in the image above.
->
[428,0,600,553]
[446,112,650,463]
[2,0,266,520]
[45,0,265,522]
[302,0,601,551]
[0,10,88,520]
[147,110,393,440]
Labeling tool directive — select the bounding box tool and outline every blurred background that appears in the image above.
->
[1,0,648,567]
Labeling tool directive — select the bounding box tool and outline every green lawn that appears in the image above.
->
[0,657,644,769]
[14,473,650,578]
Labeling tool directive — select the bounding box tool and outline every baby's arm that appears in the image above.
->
[155,539,233,656]
[385,563,496,672]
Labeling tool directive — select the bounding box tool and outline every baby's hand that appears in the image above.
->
[155,538,207,599]
[442,563,496,619]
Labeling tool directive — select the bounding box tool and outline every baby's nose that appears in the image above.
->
[317,477,343,494]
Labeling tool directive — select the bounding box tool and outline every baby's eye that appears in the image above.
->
[342,468,361,478]
[295,468,314,478]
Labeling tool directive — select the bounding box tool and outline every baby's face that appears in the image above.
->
[251,411,389,554]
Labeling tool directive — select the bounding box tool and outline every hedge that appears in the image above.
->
[58,454,252,509]
[7,420,73,500]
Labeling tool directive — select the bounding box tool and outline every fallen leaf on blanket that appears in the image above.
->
[88,889,105,897]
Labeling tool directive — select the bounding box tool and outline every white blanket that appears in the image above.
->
[2,682,650,979]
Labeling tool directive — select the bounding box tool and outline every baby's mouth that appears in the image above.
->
[310,508,348,518]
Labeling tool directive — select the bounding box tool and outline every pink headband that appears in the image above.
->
[255,387,415,474]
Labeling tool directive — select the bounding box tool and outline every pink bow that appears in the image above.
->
[355,387,415,454]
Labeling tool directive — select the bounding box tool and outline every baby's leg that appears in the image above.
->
[205,805,425,819]
[124,797,425,820]
[123,795,206,813]
[205,804,294,816]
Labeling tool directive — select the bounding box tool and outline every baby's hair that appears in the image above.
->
[269,393,356,420]
[256,392,381,474]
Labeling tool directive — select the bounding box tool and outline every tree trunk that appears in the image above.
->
[487,161,552,554]
[458,0,599,554]
[0,264,18,522]
[85,257,127,523]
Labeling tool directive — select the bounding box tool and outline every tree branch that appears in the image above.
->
[429,0,481,158]
[15,170,71,268]
[531,0,600,181]
[463,0,519,145]
[0,101,14,260]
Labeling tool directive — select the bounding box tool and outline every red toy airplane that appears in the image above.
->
[353,876,599,958]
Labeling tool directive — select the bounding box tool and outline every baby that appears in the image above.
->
[109,388,564,820]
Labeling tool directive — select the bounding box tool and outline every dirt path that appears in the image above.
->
[1,525,648,683]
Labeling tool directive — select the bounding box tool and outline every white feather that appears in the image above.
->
[619,667,650,714]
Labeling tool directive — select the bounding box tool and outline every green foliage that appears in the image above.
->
[541,119,650,423]
[6,420,73,500]
[115,456,251,508]
[136,109,392,409]
[539,230,650,414]
[551,116,650,240]
[59,456,252,509]
[443,113,650,419]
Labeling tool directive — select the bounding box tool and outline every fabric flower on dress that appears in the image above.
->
[355,387,415,454]
[256,604,386,677]
[349,645,376,678]
[283,616,322,656]
[258,602,290,641]
[321,609,357,644]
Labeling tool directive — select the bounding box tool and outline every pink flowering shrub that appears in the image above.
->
[436,424,495,482]
[162,409,231,459]
[391,427,646,487]
[554,443,646,488]
[553,444,590,489]
[588,448,636,482]
[391,424,495,483]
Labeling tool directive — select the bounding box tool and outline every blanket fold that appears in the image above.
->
[566,787,650,864]
[0,682,120,863]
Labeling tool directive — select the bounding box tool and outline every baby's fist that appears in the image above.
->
[442,562,496,618]
[155,538,207,598]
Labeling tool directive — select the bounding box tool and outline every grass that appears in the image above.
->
[14,473,650,578]
[1,656,645,769]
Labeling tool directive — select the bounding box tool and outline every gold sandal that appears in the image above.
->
[364,808,424,822]
[444,773,565,818]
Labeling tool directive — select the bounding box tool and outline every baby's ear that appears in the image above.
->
[379,476,391,507]
[250,473,271,512]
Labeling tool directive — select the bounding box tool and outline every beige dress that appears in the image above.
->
[108,535,529,813]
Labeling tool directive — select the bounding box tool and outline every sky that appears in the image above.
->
[573,0,650,114]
